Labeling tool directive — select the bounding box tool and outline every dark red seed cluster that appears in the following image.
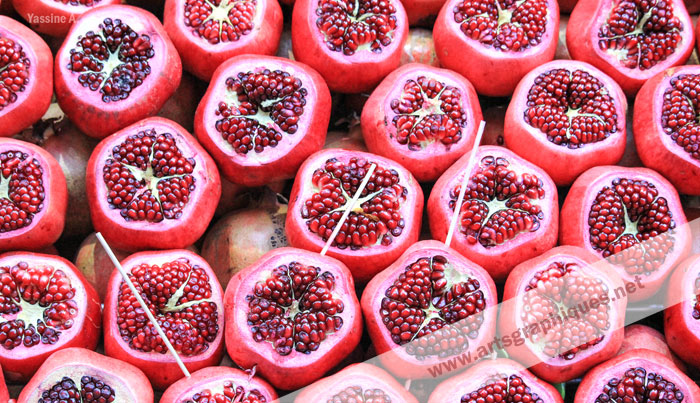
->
[184,0,257,45]
[116,258,219,356]
[390,76,467,149]
[215,69,307,155]
[660,73,700,161]
[598,0,683,70]
[0,150,46,233]
[246,262,345,356]
[596,367,685,403]
[380,255,486,359]
[0,261,77,350]
[102,129,197,223]
[448,155,546,248]
[302,157,408,249]
[39,375,116,403]
[329,386,392,403]
[0,36,30,111]
[524,68,619,148]
[315,0,399,55]
[453,0,549,52]
[588,178,676,274]
[186,381,267,403]
[461,374,545,403]
[68,18,155,103]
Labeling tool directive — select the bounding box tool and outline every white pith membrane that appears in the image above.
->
[28,365,135,402]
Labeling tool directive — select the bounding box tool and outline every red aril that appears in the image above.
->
[0,138,67,253]
[559,166,692,301]
[86,117,221,251]
[224,247,362,390]
[664,253,700,369]
[427,145,559,282]
[619,324,687,372]
[428,358,564,403]
[361,240,498,379]
[17,347,153,403]
[499,246,627,383]
[161,366,278,402]
[291,0,409,93]
[0,252,101,382]
[14,0,121,37]
[505,60,627,186]
[286,148,424,282]
[567,0,694,96]
[0,16,53,138]
[163,0,283,81]
[195,55,331,188]
[361,63,483,182]
[103,249,225,389]
[400,28,439,67]
[634,66,700,195]
[433,0,559,97]
[55,5,182,139]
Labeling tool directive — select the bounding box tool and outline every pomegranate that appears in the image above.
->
[402,0,444,26]
[361,240,498,379]
[195,55,331,188]
[291,0,409,93]
[499,246,627,383]
[560,0,579,12]
[433,0,560,97]
[293,363,418,402]
[567,0,694,96]
[361,63,483,182]
[634,66,700,195]
[86,117,221,251]
[324,129,369,151]
[17,347,153,403]
[401,28,440,66]
[54,5,182,139]
[103,249,225,389]
[163,0,283,81]
[285,148,424,282]
[157,71,207,134]
[0,16,53,138]
[14,0,121,37]
[664,253,700,370]
[559,166,692,301]
[619,324,687,372]
[0,364,6,402]
[0,138,67,253]
[427,145,559,283]
[574,349,700,402]
[0,252,101,382]
[161,366,278,402]
[687,0,700,12]
[224,247,362,390]
[428,358,564,403]
[505,60,627,186]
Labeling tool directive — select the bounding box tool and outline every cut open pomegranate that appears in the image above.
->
[286,149,424,282]
[161,366,278,402]
[224,247,362,390]
[163,0,283,81]
[361,63,483,182]
[195,55,331,188]
[0,252,101,383]
[55,5,182,139]
[14,0,121,37]
[428,145,559,283]
[664,253,700,370]
[103,249,225,389]
[505,59,627,185]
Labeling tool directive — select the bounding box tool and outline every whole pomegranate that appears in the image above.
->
[618,324,687,372]
[161,366,278,402]
[664,253,700,370]
[14,0,121,37]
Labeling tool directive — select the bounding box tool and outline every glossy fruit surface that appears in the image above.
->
[618,324,686,372]
[664,253,700,369]
[160,366,278,403]
[14,0,121,37]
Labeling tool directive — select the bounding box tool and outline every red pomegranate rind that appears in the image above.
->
[559,166,692,301]
[224,247,362,390]
[14,0,121,37]
[0,16,53,138]
[163,0,283,81]
[17,347,153,403]
[428,358,564,403]
[574,349,700,403]
[499,246,627,383]
[195,55,331,188]
[0,364,6,402]
[161,366,278,402]
[361,240,498,379]
[427,145,559,283]
[291,0,409,93]
[103,249,225,389]
[402,0,444,26]
[0,252,101,382]
[433,0,559,97]
[664,254,700,370]
[560,0,579,12]
[86,117,221,251]
[55,5,182,139]
[634,66,700,195]
[0,138,68,253]
[294,363,418,402]
[505,60,627,186]
[567,0,694,96]
[286,149,424,283]
[620,324,686,372]
[361,63,483,182]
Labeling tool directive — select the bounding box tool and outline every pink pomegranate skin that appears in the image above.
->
[665,254,700,370]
